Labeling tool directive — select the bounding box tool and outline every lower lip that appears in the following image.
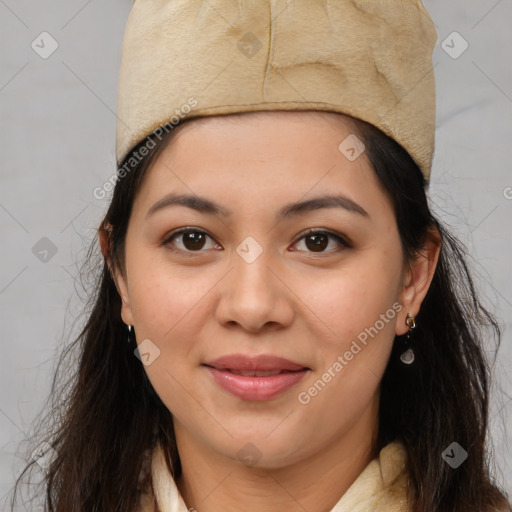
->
[204,366,309,401]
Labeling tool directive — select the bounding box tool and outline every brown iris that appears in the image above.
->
[181,231,207,251]
[304,233,329,252]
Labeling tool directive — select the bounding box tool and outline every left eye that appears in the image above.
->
[162,228,350,254]
[293,229,350,253]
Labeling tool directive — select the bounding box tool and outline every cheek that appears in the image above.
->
[295,252,402,348]
[290,252,402,416]
[128,265,210,345]
[125,256,213,419]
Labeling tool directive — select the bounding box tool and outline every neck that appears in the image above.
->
[173,398,380,512]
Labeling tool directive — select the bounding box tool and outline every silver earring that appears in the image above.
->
[400,314,416,365]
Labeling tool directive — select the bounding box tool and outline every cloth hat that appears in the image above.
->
[116,0,437,181]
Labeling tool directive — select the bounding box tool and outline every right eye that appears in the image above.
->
[162,228,222,254]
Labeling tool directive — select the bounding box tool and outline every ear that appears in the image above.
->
[98,221,134,326]
[395,226,441,335]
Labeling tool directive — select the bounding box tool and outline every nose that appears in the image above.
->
[215,251,295,333]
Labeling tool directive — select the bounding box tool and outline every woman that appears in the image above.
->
[10,1,511,511]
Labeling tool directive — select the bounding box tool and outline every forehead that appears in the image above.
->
[147,110,369,180]
[132,110,392,222]
[171,110,360,144]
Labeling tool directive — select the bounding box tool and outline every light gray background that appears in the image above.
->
[1,1,511,509]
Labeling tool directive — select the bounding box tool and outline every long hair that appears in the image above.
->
[9,113,511,512]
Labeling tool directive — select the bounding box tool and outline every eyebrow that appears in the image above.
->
[145,192,369,221]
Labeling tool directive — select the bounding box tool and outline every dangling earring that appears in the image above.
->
[400,313,416,365]
[126,324,135,348]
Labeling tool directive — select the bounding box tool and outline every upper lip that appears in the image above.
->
[203,354,309,371]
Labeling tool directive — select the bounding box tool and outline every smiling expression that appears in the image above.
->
[112,110,419,468]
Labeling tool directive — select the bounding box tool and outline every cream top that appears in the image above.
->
[139,440,410,512]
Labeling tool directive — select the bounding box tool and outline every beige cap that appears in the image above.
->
[116,0,437,181]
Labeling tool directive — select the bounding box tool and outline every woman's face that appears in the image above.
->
[113,111,432,468]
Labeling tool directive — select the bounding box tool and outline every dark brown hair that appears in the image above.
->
[9,112,511,512]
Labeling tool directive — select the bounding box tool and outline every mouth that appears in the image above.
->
[209,368,300,377]
[202,354,310,401]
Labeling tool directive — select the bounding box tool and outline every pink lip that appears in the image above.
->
[204,353,307,372]
[203,354,310,401]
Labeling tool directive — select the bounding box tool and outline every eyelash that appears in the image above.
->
[161,227,352,256]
